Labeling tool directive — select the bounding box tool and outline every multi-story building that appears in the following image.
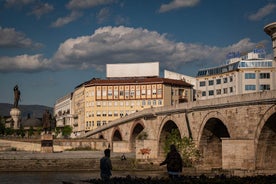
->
[195,50,276,100]
[54,93,73,128]
[72,77,193,134]
[58,62,192,136]
[81,77,192,130]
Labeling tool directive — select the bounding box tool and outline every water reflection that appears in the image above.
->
[0,171,166,184]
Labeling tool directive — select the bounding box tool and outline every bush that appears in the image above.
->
[164,129,201,167]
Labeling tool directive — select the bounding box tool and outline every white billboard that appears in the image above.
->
[106,62,159,78]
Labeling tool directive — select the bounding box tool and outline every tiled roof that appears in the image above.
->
[81,77,193,88]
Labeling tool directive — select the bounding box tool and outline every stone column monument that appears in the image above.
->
[41,110,54,153]
[10,85,21,129]
[264,22,276,60]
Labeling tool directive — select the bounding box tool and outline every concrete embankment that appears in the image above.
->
[0,150,161,172]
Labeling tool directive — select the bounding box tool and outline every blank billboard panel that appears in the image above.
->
[106,62,159,78]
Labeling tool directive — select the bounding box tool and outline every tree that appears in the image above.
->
[0,117,5,135]
[164,129,201,167]
[62,125,72,138]
[5,127,14,136]
[28,126,34,138]
[16,124,25,138]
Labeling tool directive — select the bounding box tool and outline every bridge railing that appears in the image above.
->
[80,90,276,138]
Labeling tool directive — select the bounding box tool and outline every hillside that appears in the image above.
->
[0,103,53,118]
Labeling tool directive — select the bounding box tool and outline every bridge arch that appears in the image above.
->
[255,105,276,169]
[98,134,104,139]
[196,111,229,144]
[197,111,230,169]
[112,128,123,141]
[129,119,145,152]
[157,117,181,158]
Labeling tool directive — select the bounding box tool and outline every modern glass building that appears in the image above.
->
[195,50,275,100]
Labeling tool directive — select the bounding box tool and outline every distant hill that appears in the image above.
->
[0,103,53,118]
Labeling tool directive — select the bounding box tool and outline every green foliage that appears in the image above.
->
[28,126,34,137]
[137,131,148,140]
[0,118,5,135]
[16,124,25,138]
[5,127,14,135]
[164,129,201,167]
[62,125,72,138]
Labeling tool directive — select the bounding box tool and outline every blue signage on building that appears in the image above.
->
[226,52,240,59]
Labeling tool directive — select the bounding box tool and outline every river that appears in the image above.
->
[0,171,166,184]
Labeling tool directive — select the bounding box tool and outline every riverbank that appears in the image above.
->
[0,150,163,172]
[0,150,275,178]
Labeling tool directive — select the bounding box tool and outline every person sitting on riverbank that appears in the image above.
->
[100,149,112,182]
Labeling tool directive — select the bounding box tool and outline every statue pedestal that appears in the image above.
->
[10,108,21,129]
[41,134,54,153]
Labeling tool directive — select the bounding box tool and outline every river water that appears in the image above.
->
[0,171,166,184]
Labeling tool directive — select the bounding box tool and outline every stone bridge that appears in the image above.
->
[81,90,276,172]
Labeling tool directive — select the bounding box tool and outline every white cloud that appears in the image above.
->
[53,26,262,71]
[0,27,42,48]
[29,3,54,19]
[248,3,276,21]
[96,7,111,24]
[0,54,50,72]
[159,0,200,13]
[0,26,264,73]
[66,0,115,10]
[51,11,83,28]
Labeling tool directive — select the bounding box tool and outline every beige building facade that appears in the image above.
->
[71,77,192,135]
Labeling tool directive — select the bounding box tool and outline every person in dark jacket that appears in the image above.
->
[160,144,183,179]
[100,149,112,182]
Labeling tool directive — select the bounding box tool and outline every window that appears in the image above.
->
[114,111,118,117]
[141,89,146,95]
[158,100,162,105]
[208,90,214,96]
[120,111,124,117]
[142,100,146,106]
[245,73,256,79]
[114,89,118,99]
[157,88,162,95]
[102,90,107,97]
[216,79,221,84]
[260,84,270,90]
[223,77,228,83]
[202,91,206,96]
[147,100,151,105]
[245,85,256,90]
[130,89,135,98]
[216,89,221,95]
[96,111,101,117]
[223,88,228,94]
[229,87,233,93]
[125,90,129,99]
[119,90,124,96]
[97,121,101,127]
[260,73,270,79]
[229,76,233,82]
[199,81,206,87]
[208,80,214,86]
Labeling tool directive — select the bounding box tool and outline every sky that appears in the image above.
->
[0,0,276,107]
